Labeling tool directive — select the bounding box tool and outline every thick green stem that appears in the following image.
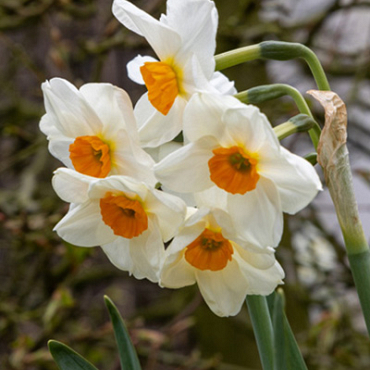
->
[246,295,274,370]
[215,41,330,91]
[236,84,321,149]
[348,252,370,333]
[310,90,370,335]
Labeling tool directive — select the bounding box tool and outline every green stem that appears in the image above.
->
[246,295,274,370]
[303,152,317,165]
[311,91,370,335]
[236,84,321,149]
[327,167,370,333]
[348,251,370,334]
[273,114,316,141]
[215,44,261,71]
[215,41,330,91]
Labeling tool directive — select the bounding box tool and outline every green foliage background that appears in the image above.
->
[1,0,370,369]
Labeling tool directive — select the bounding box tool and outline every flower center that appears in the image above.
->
[140,61,179,115]
[69,135,111,178]
[100,193,148,239]
[208,146,260,194]
[185,228,233,271]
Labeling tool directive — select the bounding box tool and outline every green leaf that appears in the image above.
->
[272,290,308,370]
[48,340,99,370]
[246,295,274,370]
[272,291,286,370]
[104,296,142,370]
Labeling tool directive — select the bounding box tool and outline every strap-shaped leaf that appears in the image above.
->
[104,296,142,370]
[246,295,274,370]
[48,340,99,370]
[272,290,308,370]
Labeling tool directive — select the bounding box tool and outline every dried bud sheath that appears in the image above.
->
[308,90,370,335]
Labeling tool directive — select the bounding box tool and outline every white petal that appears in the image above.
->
[54,201,116,246]
[127,55,158,84]
[180,54,216,96]
[112,130,157,186]
[154,138,217,193]
[235,244,276,269]
[52,168,92,204]
[211,208,238,238]
[183,93,228,142]
[196,260,249,317]
[79,83,137,140]
[101,238,133,272]
[88,175,148,202]
[160,221,205,288]
[48,138,74,168]
[163,0,217,78]
[221,104,280,152]
[233,246,285,295]
[259,147,322,214]
[227,177,283,247]
[210,71,237,95]
[194,186,228,210]
[41,78,102,138]
[145,189,186,242]
[134,93,186,147]
[39,114,60,138]
[175,219,207,250]
[128,217,165,282]
[160,251,196,288]
[145,141,183,163]
[184,93,249,144]
[112,0,181,60]
[161,185,196,207]
[102,219,165,282]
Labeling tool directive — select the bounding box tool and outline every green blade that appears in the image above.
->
[48,340,99,370]
[104,296,142,370]
[246,295,274,370]
[272,290,308,370]
[272,291,286,370]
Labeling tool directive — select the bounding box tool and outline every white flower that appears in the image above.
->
[160,208,285,317]
[40,78,156,185]
[112,0,236,147]
[52,168,186,282]
[155,93,322,247]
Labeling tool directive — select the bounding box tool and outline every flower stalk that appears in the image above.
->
[214,44,261,71]
[235,84,321,149]
[273,114,316,141]
[215,41,331,91]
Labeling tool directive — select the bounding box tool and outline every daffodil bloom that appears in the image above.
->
[155,93,322,247]
[40,78,156,185]
[112,0,236,147]
[160,208,285,317]
[52,168,186,282]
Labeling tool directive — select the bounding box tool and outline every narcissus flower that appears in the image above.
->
[40,78,156,185]
[112,0,236,147]
[52,168,186,282]
[155,93,322,247]
[160,208,285,317]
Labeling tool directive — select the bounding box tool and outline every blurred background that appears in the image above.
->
[1,0,370,369]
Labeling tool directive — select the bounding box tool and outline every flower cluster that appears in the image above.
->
[40,0,322,317]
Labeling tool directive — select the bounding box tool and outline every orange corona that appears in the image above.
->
[69,135,111,178]
[100,193,148,239]
[208,146,259,194]
[185,228,233,271]
[140,61,179,115]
